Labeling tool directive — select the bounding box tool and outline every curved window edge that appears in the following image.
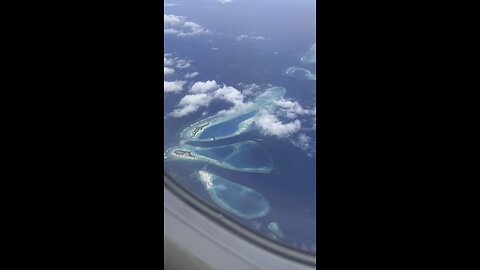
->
[164,172,316,267]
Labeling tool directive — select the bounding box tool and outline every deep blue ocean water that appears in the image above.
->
[164,0,316,252]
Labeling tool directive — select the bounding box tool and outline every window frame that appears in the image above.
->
[164,172,316,267]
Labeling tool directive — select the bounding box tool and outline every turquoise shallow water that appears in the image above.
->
[199,110,256,139]
[165,141,273,173]
[284,67,316,81]
[164,0,316,253]
[195,146,234,160]
[196,170,270,219]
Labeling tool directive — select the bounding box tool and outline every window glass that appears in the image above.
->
[164,0,316,254]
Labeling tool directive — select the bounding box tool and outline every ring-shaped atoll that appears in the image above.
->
[165,140,274,173]
[180,87,286,143]
[301,43,316,64]
[196,169,270,219]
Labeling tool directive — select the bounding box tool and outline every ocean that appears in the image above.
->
[164,0,316,252]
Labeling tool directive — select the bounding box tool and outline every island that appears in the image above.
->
[301,43,316,64]
[180,87,287,143]
[268,222,285,239]
[172,149,196,159]
[191,122,210,139]
[197,169,270,219]
[284,67,316,81]
[164,140,274,173]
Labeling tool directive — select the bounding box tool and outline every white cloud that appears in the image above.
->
[164,14,211,37]
[164,53,196,82]
[164,54,175,77]
[164,55,175,66]
[172,82,253,117]
[170,83,312,124]
[218,0,233,3]
[236,34,267,41]
[164,67,175,77]
[213,84,255,116]
[175,59,190,69]
[164,80,187,93]
[291,133,316,157]
[255,111,301,138]
[190,80,219,93]
[275,99,316,119]
[185,72,199,79]
[214,85,244,107]
[292,134,311,151]
[164,28,180,35]
[164,14,185,26]
[165,54,191,68]
[170,94,213,117]
[253,96,316,155]
[238,83,262,97]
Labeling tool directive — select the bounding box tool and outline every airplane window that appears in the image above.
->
[164,0,316,254]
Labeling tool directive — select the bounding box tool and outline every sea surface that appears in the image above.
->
[164,0,316,253]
